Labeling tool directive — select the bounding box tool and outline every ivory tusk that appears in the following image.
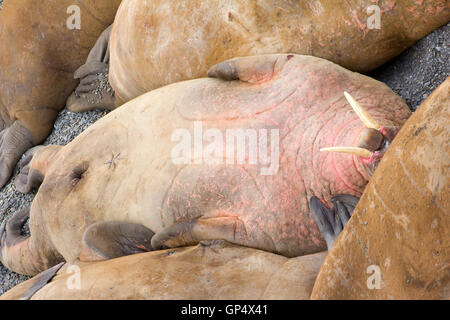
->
[344,92,381,130]
[320,146,372,158]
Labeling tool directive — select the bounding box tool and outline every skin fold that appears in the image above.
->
[0,54,411,276]
[0,0,121,189]
[311,77,450,300]
[92,0,450,107]
[0,241,326,300]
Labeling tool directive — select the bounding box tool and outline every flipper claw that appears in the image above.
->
[310,195,359,251]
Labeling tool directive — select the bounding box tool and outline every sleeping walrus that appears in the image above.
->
[311,77,450,300]
[0,0,121,188]
[0,241,327,300]
[0,54,411,276]
[68,0,450,110]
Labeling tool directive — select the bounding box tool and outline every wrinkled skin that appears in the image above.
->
[311,77,450,300]
[0,54,411,276]
[0,0,121,188]
[103,0,450,106]
[0,241,326,300]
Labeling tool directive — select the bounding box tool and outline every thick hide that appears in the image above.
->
[0,242,326,300]
[311,77,450,300]
[1,54,411,276]
[109,0,450,105]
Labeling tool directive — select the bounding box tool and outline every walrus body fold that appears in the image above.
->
[1,54,411,276]
[1,242,326,300]
[0,0,121,188]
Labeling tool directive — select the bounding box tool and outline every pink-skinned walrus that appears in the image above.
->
[0,0,121,188]
[0,54,411,276]
[311,77,450,300]
[67,0,450,111]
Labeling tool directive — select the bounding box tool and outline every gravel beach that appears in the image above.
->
[370,23,449,111]
[0,2,448,295]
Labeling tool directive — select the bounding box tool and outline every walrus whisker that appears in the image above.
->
[344,92,381,130]
[320,146,371,158]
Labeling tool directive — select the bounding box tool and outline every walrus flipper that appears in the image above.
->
[0,206,62,276]
[79,221,155,262]
[67,25,115,112]
[151,216,276,253]
[15,145,62,194]
[310,195,359,251]
[0,120,33,189]
[21,262,65,300]
[207,54,292,83]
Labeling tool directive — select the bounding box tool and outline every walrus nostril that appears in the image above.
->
[357,128,385,152]
[70,163,89,186]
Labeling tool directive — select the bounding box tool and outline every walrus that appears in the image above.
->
[0,241,327,300]
[67,0,450,110]
[311,77,450,300]
[0,54,411,276]
[0,0,121,188]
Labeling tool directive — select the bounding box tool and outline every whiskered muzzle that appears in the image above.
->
[320,92,385,158]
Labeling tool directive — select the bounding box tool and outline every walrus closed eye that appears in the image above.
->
[70,163,89,187]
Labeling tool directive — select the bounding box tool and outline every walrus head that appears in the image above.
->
[320,92,400,179]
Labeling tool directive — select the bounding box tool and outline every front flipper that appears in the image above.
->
[0,206,61,276]
[207,54,293,83]
[151,216,274,252]
[66,25,115,112]
[310,195,359,251]
[0,120,33,189]
[15,145,62,194]
[79,221,155,262]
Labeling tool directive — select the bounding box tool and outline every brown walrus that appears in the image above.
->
[0,0,121,188]
[0,241,326,300]
[0,54,411,276]
[67,0,450,110]
[311,77,450,300]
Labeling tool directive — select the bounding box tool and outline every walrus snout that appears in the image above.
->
[320,92,385,158]
[357,128,386,152]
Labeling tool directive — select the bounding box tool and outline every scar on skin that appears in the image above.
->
[105,153,121,169]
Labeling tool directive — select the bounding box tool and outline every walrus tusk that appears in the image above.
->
[320,93,382,157]
[320,147,371,158]
[344,92,381,130]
